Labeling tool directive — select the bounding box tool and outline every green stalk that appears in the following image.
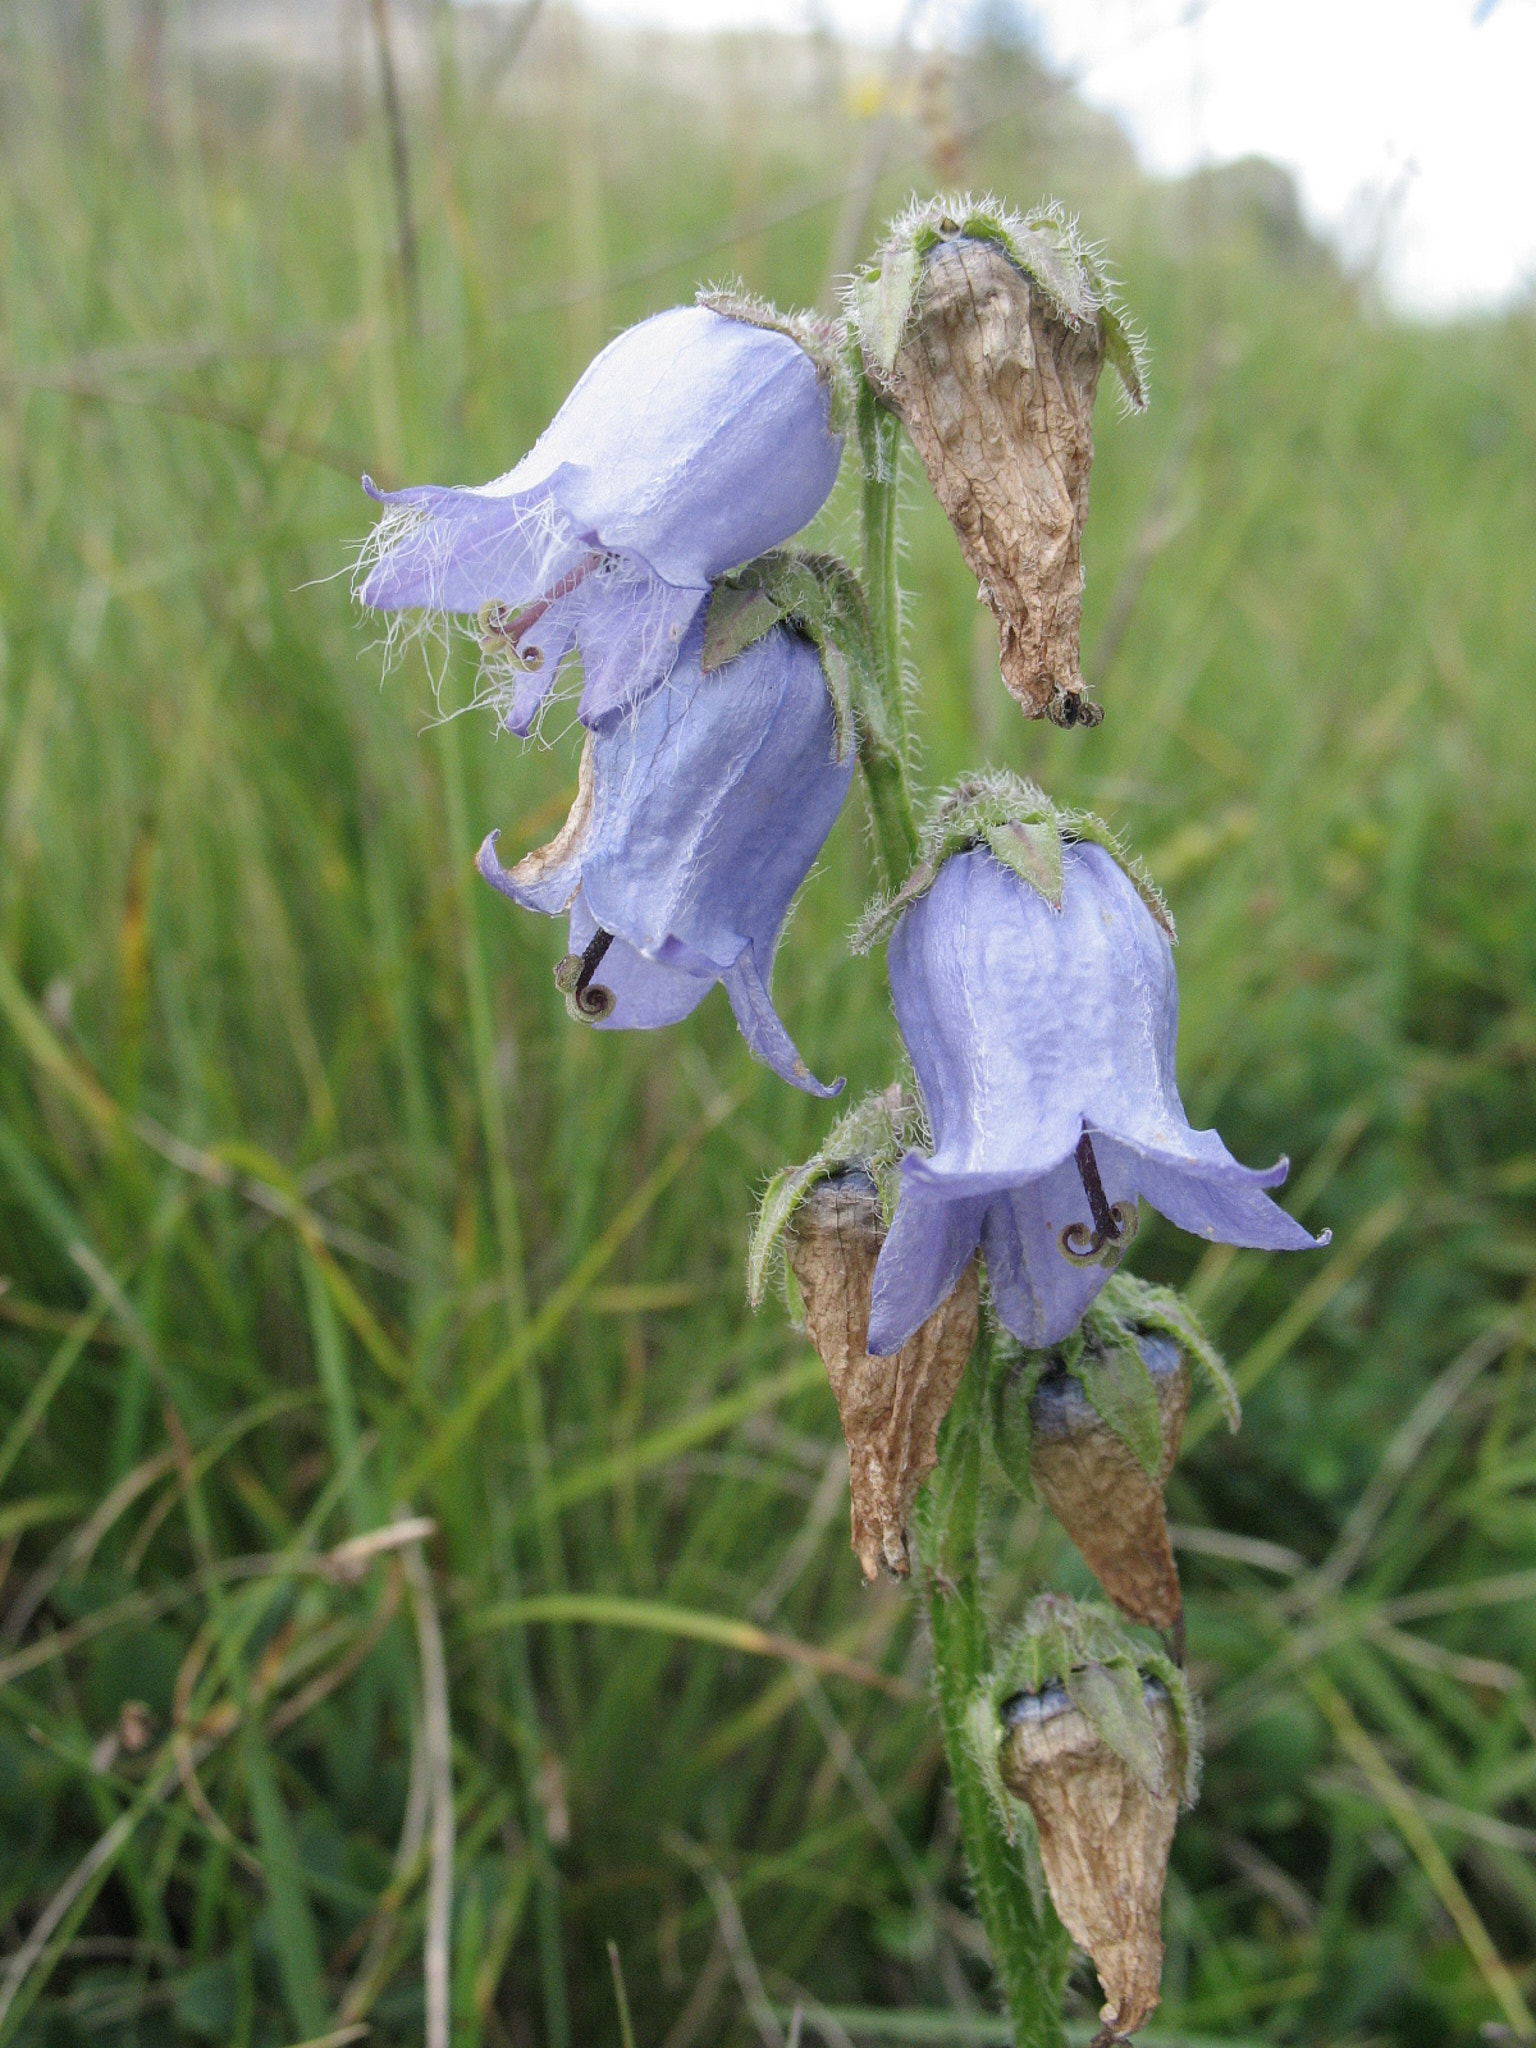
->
[916,1332,1071,2047]
[857,384,920,887]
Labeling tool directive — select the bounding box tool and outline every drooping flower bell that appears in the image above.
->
[476,614,852,1096]
[358,299,844,733]
[866,836,1328,1354]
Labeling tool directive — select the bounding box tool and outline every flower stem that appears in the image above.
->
[857,382,920,887]
[917,1328,1071,2047]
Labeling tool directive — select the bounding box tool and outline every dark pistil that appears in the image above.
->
[481,551,607,658]
[571,928,616,1020]
[1076,1130,1116,1238]
[575,927,613,994]
[1059,1130,1138,1266]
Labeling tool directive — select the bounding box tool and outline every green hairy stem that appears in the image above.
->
[916,1331,1073,2044]
[857,384,920,886]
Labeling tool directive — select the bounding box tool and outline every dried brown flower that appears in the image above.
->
[786,1171,978,1580]
[999,1679,1181,2042]
[1028,1337,1191,1632]
[867,233,1104,726]
[854,199,1144,731]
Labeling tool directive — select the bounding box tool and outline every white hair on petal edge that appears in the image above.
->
[352,492,695,751]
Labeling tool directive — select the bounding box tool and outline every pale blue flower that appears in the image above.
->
[477,617,851,1097]
[359,305,842,733]
[867,842,1327,1352]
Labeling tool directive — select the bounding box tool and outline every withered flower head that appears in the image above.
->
[751,1088,978,1581]
[998,1274,1239,1635]
[974,1598,1199,2044]
[1030,1336,1188,1634]
[850,197,1147,729]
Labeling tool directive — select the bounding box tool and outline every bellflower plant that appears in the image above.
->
[358,300,844,733]
[476,615,851,1097]
[866,840,1327,1355]
[358,200,1337,2048]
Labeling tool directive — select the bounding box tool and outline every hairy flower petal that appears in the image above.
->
[360,306,843,730]
[868,843,1326,1352]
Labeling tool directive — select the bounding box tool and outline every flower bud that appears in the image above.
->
[786,1170,978,1581]
[1028,1334,1189,1632]
[854,202,1144,730]
[999,1677,1180,2042]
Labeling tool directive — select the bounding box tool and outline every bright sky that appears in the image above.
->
[571,0,1536,317]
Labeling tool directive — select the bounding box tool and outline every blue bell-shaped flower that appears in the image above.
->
[477,615,852,1097]
[359,303,843,734]
[867,841,1327,1352]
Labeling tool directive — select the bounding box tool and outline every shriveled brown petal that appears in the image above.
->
[869,235,1105,728]
[1000,1690,1180,2041]
[1029,1353,1191,1632]
[508,729,596,908]
[787,1175,978,1581]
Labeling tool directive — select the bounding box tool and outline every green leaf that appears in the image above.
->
[0,1491,88,1542]
[242,1732,327,2039]
[1066,1659,1166,1796]
[1067,1336,1164,1477]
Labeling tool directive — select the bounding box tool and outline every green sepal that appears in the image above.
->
[986,1344,1046,1501]
[846,193,1149,413]
[702,548,877,765]
[989,816,1064,906]
[1081,1271,1241,1434]
[990,1594,1201,1805]
[852,768,1173,953]
[1064,1330,1164,1479]
[854,242,921,377]
[962,1686,1023,1846]
[701,583,785,671]
[746,1082,921,1310]
[1066,1658,1169,1797]
[989,1276,1236,1499]
[851,356,902,486]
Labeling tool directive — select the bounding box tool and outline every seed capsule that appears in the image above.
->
[866,233,1105,728]
[1000,1677,1180,2042]
[786,1171,977,1581]
[1028,1335,1190,1633]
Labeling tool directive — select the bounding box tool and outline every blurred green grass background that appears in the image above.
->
[3,4,1536,2044]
